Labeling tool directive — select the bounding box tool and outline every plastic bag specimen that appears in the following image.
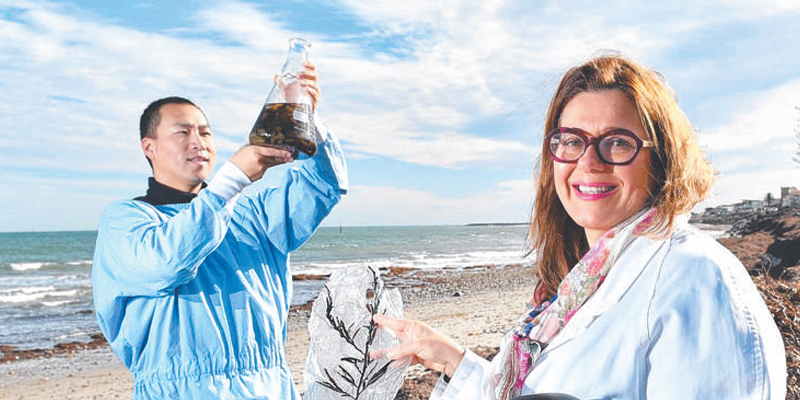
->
[304,266,409,400]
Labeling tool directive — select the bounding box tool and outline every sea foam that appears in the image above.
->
[0,286,78,304]
[9,262,47,271]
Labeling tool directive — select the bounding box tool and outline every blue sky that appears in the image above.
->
[1,0,799,232]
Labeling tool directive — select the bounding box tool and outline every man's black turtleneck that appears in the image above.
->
[134,178,207,206]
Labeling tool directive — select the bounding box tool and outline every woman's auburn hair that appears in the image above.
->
[526,54,715,303]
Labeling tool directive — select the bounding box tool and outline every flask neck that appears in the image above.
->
[269,38,312,105]
[281,38,311,81]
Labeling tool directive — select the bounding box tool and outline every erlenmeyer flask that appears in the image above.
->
[249,38,317,157]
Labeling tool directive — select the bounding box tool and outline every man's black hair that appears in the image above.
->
[139,96,200,140]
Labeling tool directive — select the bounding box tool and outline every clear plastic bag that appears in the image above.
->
[304,266,410,400]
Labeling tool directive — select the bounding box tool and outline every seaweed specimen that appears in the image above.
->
[304,266,407,400]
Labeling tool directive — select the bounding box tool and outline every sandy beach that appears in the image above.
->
[0,265,533,400]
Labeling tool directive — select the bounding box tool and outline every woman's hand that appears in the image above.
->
[372,314,466,377]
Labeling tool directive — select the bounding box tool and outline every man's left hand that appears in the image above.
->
[298,61,320,111]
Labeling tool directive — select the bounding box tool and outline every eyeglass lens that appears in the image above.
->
[548,131,640,164]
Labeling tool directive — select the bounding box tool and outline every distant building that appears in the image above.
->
[781,187,800,208]
[706,205,735,215]
[693,187,799,223]
[736,200,763,212]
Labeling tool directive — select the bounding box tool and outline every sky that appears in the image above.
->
[1,0,799,232]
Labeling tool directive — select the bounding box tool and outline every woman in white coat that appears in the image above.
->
[374,54,786,400]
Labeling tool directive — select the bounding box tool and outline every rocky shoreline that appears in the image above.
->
[718,213,800,399]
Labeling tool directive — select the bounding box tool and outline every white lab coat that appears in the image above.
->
[432,222,786,400]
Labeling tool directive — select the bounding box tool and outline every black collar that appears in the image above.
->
[134,178,206,206]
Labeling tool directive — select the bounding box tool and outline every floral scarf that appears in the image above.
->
[490,208,658,400]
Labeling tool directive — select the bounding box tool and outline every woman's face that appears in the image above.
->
[554,89,652,247]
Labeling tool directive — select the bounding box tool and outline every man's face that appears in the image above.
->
[141,103,216,193]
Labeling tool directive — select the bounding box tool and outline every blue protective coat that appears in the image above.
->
[92,126,347,399]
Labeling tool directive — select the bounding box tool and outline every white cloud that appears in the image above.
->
[328,182,532,226]
[326,110,532,168]
[691,79,800,207]
[2,0,800,231]
[192,1,292,50]
[699,79,800,154]
[728,0,800,16]
[0,1,306,177]
[497,179,534,194]
[0,0,531,176]
[331,0,443,34]
[706,166,800,209]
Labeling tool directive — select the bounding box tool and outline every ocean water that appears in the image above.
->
[0,224,531,350]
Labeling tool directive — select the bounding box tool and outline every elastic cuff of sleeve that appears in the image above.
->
[436,349,487,400]
[206,162,251,204]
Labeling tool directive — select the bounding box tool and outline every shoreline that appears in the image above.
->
[0,263,534,399]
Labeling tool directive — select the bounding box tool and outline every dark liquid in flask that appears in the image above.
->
[249,103,317,156]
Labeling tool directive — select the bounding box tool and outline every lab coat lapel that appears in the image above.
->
[544,236,669,351]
